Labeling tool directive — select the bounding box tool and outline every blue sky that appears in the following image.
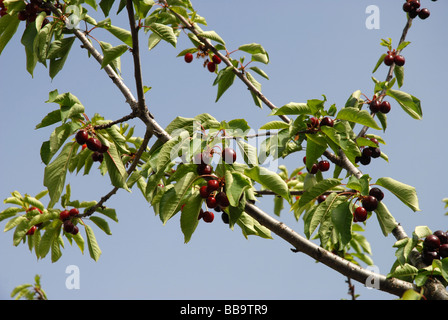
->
[1,0,448,300]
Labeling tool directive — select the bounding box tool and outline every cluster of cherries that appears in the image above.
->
[184,51,222,73]
[75,129,109,163]
[403,0,431,19]
[384,49,405,67]
[422,230,448,264]
[355,137,382,166]
[369,97,391,114]
[353,187,384,222]
[0,0,59,27]
[59,208,80,235]
[189,147,237,224]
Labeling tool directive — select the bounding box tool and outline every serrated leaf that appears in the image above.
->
[259,121,290,130]
[103,143,130,191]
[0,13,20,55]
[225,171,252,207]
[269,102,310,116]
[386,89,422,120]
[331,201,352,248]
[159,172,196,224]
[336,107,381,130]
[148,23,177,47]
[244,166,290,202]
[298,179,342,207]
[44,142,77,208]
[100,43,128,69]
[180,191,202,243]
[214,66,236,102]
[374,201,398,236]
[89,216,112,235]
[197,30,225,45]
[84,224,101,261]
[375,177,420,212]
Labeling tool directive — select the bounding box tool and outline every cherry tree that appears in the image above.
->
[1,0,447,300]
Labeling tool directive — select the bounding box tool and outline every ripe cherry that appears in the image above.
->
[206,196,217,209]
[317,160,330,172]
[75,130,89,145]
[197,164,212,176]
[362,196,378,212]
[26,225,37,235]
[380,101,391,114]
[59,210,70,221]
[63,220,75,233]
[202,211,214,223]
[394,55,405,66]
[184,52,193,63]
[200,185,210,198]
[92,151,104,163]
[317,194,327,203]
[215,192,230,208]
[222,148,237,164]
[207,179,220,193]
[369,100,381,113]
[370,147,381,159]
[369,187,384,201]
[86,137,102,152]
[307,163,318,174]
[434,230,448,245]
[418,8,430,19]
[309,117,320,128]
[354,206,368,222]
[424,234,441,251]
[193,151,211,165]
[71,225,79,235]
[69,208,79,217]
[440,244,448,259]
[221,212,229,224]
[207,61,216,73]
[212,55,221,64]
[422,249,439,264]
[320,117,334,127]
[384,54,395,66]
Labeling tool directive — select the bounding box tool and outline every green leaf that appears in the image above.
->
[214,66,236,102]
[197,30,225,45]
[298,178,342,208]
[100,43,128,69]
[375,177,420,212]
[259,121,289,130]
[336,107,381,130]
[331,201,352,248]
[99,0,115,17]
[89,216,112,235]
[387,263,418,279]
[225,171,252,207]
[84,224,102,261]
[249,66,269,80]
[48,37,76,79]
[38,220,61,258]
[269,102,310,116]
[20,20,38,77]
[0,13,20,55]
[386,89,422,120]
[44,142,77,208]
[180,191,202,243]
[104,24,133,47]
[159,172,197,224]
[394,65,404,88]
[132,0,154,18]
[245,71,262,108]
[244,166,290,202]
[103,143,130,191]
[374,201,398,236]
[148,23,177,47]
[372,53,386,74]
[35,110,62,129]
[238,43,267,55]
[236,139,259,167]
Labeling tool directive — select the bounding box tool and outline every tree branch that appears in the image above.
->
[244,202,419,298]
